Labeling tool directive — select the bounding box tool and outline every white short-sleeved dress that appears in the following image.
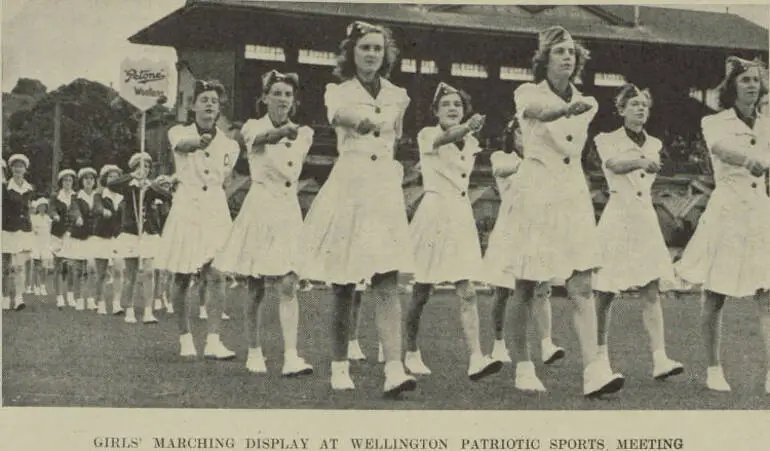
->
[214,116,314,277]
[31,214,53,262]
[301,78,412,285]
[482,151,523,289]
[155,124,240,274]
[409,126,483,284]
[593,128,676,293]
[676,109,770,298]
[496,81,600,283]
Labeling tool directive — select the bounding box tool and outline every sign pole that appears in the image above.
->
[52,101,62,191]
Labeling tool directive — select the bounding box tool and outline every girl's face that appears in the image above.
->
[37,204,48,215]
[735,66,761,107]
[81,174,95,191]
[61,175,74,191]
[620,93,651,128]
[193,89,220,124]
[264,81,295,121]
[435,93,465,129]
[354,32,385,75]
[546,41,576,81]
[105,170,120,185]
[10,161,26,177]
[133,160,150,179]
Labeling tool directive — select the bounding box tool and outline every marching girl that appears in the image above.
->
[593,84,684,381]
[67,167,101,311]
[676,57,770,393]
[301,20,416,395]
[495,26,624,396]
[50,169,78,308]
[93,164,125,315]
[484,123,566,366]
[109,153,165,325]
[213,69,314,376]
[403,82,502,379]
[155,80,240,360]
[2,154,35,311]
[152,174,174,313]
[30,198,53,296]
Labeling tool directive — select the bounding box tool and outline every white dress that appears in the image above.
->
[593,128,676,293]
[496,81,600,283]
[214,116,314,277]
[409,126,482,284]
[482,151,523,289]
[31,214,53,262]
[155,124,240,274]
[676,109,770,298]
[301,78,412,284]
[1,179,35,254]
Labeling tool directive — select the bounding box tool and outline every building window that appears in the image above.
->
[500,66,534,81]
[421,60,438,74]
[244,45,286,62]
[595,72,625,87]
[451,63,488,79]
[298,49,337,67]
[401,58,417,73]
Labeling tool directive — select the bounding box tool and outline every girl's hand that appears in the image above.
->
[355,118,378,135]
[75,217,83,227]
[567,100,594,117]
[200,133,213,148]
[643,160,661,174]
[102,210,112,218]
[52,214,60,223]
[466,114,486,133]
[281,124,300,141]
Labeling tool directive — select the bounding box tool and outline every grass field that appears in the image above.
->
[2,284,769,410]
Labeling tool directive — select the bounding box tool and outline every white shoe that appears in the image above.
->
[515,361,547,392]
[199,306,208,320]
[652,356,685,381]
[13,296,25,311]
[153,298,163,311]
[96,301,107,315]
[75,298,85,311]
[468,354,503,381]
[404,350,432,375]
[583,360,625,397]
[221,312,230,321]
[39,285,48,296]
[491,340,513,363]
[179,333,197,357]
[377,342,385,363]
[66,292,76,307]
[143,310,159,324]
[331,361,355,390]
[166,302,174,314]
[383,361,417,397]
[542,342,566,365]
[282,353,313,377]
[203,334,236,360]
[112,301,124,315]
[33,286,41,296]
[124,307,137,324]
[706,366,731,392]
[25,286,33,294]
[56,295,65,308]
[2,296,11,311]
[86,298,97,310]
[347,340,367,361]
[246,348,267,373]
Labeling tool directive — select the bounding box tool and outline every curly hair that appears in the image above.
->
[333,23,399,81]
[531,41,590,84]
[717,59,768,110]
[185,79,226,125]
[614,84,653,114]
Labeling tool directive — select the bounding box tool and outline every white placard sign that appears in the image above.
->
[119,58,171,111]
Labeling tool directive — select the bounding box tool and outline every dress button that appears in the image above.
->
[637,191,643,197]
[750,138,756,146]
[640,155,646,159]
[287,161,293,167]
[566,135,573,142]
[204,169,210,175]
[461,173,467,178]
[752,182,758,188]
[461,191,467,197]
[460,156,466,161]
[204,152,210,158]
[373,131,380,138]
[640,173,645,178]
[374,107,381,114]
[202,186,208,191]
[285,142,292,148]
[563,157,571,164]
[371,155,378,161]
[285,181,292,188]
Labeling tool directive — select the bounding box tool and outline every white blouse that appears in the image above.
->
[168,124,240,195]
[594,128,662,201]
[417,125,480,197]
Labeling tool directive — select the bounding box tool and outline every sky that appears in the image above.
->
[2,0,769,96]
